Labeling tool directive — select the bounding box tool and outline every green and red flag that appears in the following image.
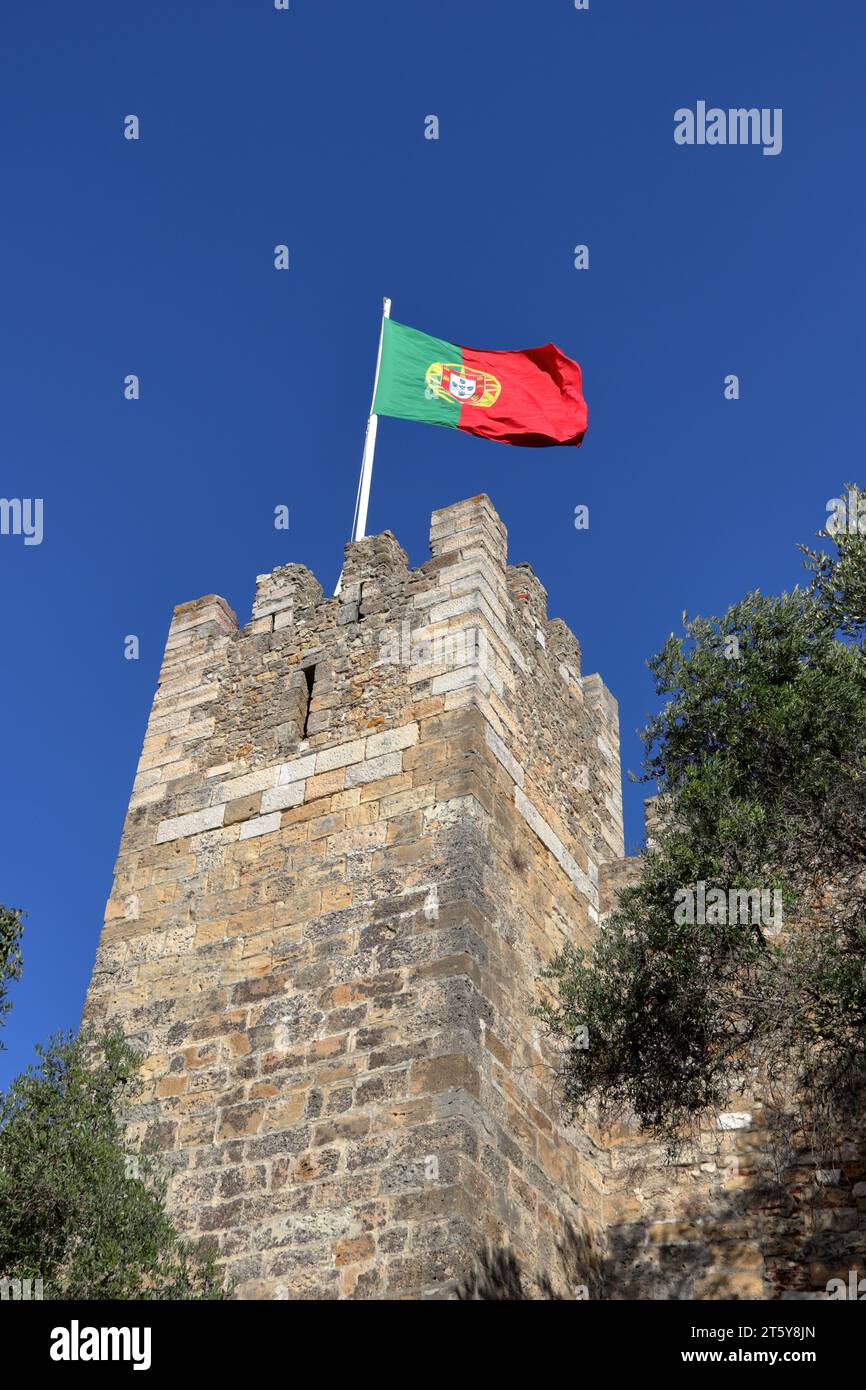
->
[372,319,588,448]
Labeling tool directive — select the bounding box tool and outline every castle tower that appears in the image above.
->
[83,495,626,1298]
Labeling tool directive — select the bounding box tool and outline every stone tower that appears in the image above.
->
[84,495,625,1297]
[83,493,865,1299]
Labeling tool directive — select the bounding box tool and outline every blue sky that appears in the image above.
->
[1,0,864,1086]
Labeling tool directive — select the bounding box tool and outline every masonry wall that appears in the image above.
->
[83,496,625,1297]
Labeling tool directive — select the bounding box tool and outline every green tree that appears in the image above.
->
[0,1030,226,1299]
[801,483,866,638]
[539,495,866,1150]
[0,905,24,1044]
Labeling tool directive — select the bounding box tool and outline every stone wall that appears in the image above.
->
[83,496,621,1297]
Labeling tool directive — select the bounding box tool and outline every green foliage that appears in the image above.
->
[540,496,866,1146]
[0,906,24,1044]
[800,484,866,639]
[0,1030,226,1299]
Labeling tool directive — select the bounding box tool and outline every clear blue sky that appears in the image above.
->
[1,1,864,1086]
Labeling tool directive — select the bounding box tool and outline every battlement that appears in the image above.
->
[127,495,623,900]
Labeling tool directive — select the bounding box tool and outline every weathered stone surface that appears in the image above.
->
[155,805,225,844]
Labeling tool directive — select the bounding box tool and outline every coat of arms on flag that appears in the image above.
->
[425,361,502,409]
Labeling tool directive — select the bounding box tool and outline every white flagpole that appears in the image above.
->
[334,297,391,596]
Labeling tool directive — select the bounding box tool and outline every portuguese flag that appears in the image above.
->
[372,319,588,448]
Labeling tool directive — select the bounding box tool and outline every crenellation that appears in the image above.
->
[507,562,548,632]
[429,494,507,570]
[251,563,323,629]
